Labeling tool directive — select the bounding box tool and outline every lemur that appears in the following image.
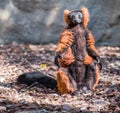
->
[55,7,101,94]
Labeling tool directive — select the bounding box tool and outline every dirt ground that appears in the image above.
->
[0,43,120,113]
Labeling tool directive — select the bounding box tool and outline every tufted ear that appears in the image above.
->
[81,7,90,27]
[63,9,70,25]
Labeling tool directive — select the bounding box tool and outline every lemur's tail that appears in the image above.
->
[17,71,57,89]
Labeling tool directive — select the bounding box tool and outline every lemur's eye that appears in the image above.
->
[78,15,81,19]
[72,15,75,19]
[78,13,82,19]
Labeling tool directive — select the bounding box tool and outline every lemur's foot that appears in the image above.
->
[71,85,93,96]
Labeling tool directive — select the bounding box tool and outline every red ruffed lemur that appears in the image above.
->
[55,7,102,94]
[17,7,101,95]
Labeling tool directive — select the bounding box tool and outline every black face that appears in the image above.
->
[69,11,83,25]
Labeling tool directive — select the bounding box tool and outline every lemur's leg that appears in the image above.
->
[57,68,75,94]
[85,61,100,90]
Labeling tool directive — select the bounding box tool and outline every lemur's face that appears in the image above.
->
[69,11,83,25]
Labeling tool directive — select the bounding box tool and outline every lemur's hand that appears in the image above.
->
[54,53,61,67]
[96,57,102,70]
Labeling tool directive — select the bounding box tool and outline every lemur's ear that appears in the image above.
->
[81,7,90,27]
[64,9,70,25]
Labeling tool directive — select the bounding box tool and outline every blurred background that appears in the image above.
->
[0,0,120,46]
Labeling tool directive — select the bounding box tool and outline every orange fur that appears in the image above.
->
[64,7,89,27]
[87,33,95,46]
[87,33,99,56]
[81,7,90,27]
[60,47,75,67]
[92,64,100,90]
[57,69,74,94]
[56,30,73,52]
[84,53,93,65]
[64,9,70,25]
[55,7,100,94]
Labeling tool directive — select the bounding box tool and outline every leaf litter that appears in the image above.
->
[0,43,119,113]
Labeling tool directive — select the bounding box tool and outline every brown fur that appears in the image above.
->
[81,7,90,27]
[86,32,99,56]
[64,9,70,25]
[68,25,87,87]
[84,53,93,65]
[84,32,99,65]
[56,25,87,94]
[59,47,75,67]
[57,68,74,94]
[56,30,73,52]
[92,64,100,90]
[55,7,101,94]
[85,62,100,90]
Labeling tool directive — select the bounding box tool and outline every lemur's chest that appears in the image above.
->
[74,28,86,48]
[70,26,86,60]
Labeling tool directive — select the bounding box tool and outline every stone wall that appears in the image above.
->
[0,0,120,46]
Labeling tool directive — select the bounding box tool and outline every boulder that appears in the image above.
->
[0,0,120,46]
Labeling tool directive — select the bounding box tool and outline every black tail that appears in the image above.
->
[17,71,57,89]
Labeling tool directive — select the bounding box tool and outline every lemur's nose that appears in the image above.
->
[73,19,77,23]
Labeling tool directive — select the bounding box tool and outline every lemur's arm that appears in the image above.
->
[55,30,75,94]
[84,29,102,69]
[55,30,74,67]
[55,30,73,52]
[86,30,99,58]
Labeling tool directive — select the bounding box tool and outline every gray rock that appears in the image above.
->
[0,106,6,111]
[62,102,72,111]
[17,109,50,113]
[0,75,5,82]
[92,99,110,106]
[0,0,120,46]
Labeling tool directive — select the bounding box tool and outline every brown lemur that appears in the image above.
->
[55,7,102,94]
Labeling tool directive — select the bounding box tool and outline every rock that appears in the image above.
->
[87,0,120,46]
[0,106,7,111]
[0,75,5,82]
[92,99,110,107]
[0,0,120,46]
[62,102,72,111]
[17,109,50,113]
[51,111,58,113]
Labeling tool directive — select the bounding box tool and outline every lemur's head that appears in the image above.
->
[64,7,89,27]
[69,10,83,25]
